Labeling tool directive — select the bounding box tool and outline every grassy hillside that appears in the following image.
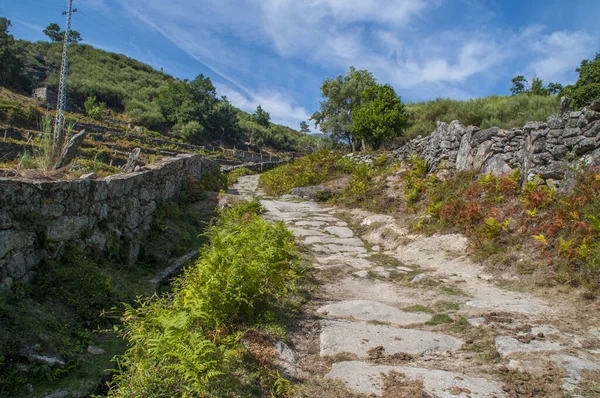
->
[404,94,561,140]
[2,36,325,154]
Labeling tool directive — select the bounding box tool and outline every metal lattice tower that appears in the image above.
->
[53,0,77,150]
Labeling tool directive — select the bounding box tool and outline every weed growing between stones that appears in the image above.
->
[403,305,435,313]
[108,199,303,397]
[425,314,453,325]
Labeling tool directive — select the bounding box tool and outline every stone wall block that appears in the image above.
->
[547,116,564,129]
[0,230,36,258]
[472,141,494,171]
[551,145,569,160]
[562,128,580,138]
[532,139,547,154]
[563,136,585,148]
[0,209,13,230]
[481,155,513,175]
[46,216,89,242]
[471,127,499,147]
[532,153,554,165]
[574,138,596,155]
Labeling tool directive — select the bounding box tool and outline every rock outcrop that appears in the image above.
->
[391,98,600,186]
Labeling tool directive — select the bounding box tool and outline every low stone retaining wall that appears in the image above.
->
[391,99,600,185]
[221,160,288,174]
[0,153,219,284]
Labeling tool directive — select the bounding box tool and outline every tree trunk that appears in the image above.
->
[361,139,366,152]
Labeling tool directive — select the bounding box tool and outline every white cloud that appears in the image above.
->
[526,30,597,84]
[118,0,597,126]
[216,84,310,129]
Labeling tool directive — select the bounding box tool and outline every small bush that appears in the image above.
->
[259,150,342,195]
[227,167,254,186]
[83,95,106,119]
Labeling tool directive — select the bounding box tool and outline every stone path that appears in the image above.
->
[232,175,600,397]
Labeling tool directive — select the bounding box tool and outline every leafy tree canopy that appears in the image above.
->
[351,84,409,149]
[0,17,29,90]
[299,120,310,133]
[511,75,563,97]
[252,105,270,127]
[311,66,377,151]
[510,75,528,95]
[560,53,600,109]
[43,22,82,44]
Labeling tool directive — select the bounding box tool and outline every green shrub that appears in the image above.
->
[227,167,254,186]
[259,150,342,195]
[83,95,106,119]
[109,200,299,396]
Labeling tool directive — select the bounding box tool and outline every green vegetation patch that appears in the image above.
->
[404,94,560,140]
[403,304,434,313]
[259,150,343,195]
[108,199,301,397]
[0,246,162,397]
[227,166,254,187]
[426,314,454,325]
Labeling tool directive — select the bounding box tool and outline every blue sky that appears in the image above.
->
[4,0,600,130]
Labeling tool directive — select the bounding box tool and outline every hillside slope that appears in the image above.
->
[5,39,323,154]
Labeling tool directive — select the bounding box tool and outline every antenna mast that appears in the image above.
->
[53,0,77,154]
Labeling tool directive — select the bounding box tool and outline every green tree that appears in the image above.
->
[252,105,270,127]
[0,17,28,90]
[43,22,82,44]
[299,120,310,133]
[351,84,409,149]
[510,75,528,95]
[311,66,377,151]
[157,74,218,140]
[560,53,600,109]
[210,98,240,141]
[545,82,563,95]
[530,77,547,96]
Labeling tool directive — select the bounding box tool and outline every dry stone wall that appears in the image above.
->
[0,154,219,285]
[392,98,600,185]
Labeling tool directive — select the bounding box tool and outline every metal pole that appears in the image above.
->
[53,0,77,155]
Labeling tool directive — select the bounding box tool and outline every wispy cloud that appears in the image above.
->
[118,0,597,126]
[526,30,597,84]
[216,84,310,129]
[12,18,45,35]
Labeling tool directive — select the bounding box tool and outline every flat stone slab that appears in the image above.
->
[361,214,395,226]
[495,336,562,357]
[289,228,328,237]
[294,221,327,227]
[327,361,505,397]
[315,255,374,269]
[320,320,463,357]
[467,297,549,314]
[353,270,369,278]
[312,244,367,254]
[317,300,431,326]
[324,226,355,238]
[555,355,600,389]
[303,236,364,246]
